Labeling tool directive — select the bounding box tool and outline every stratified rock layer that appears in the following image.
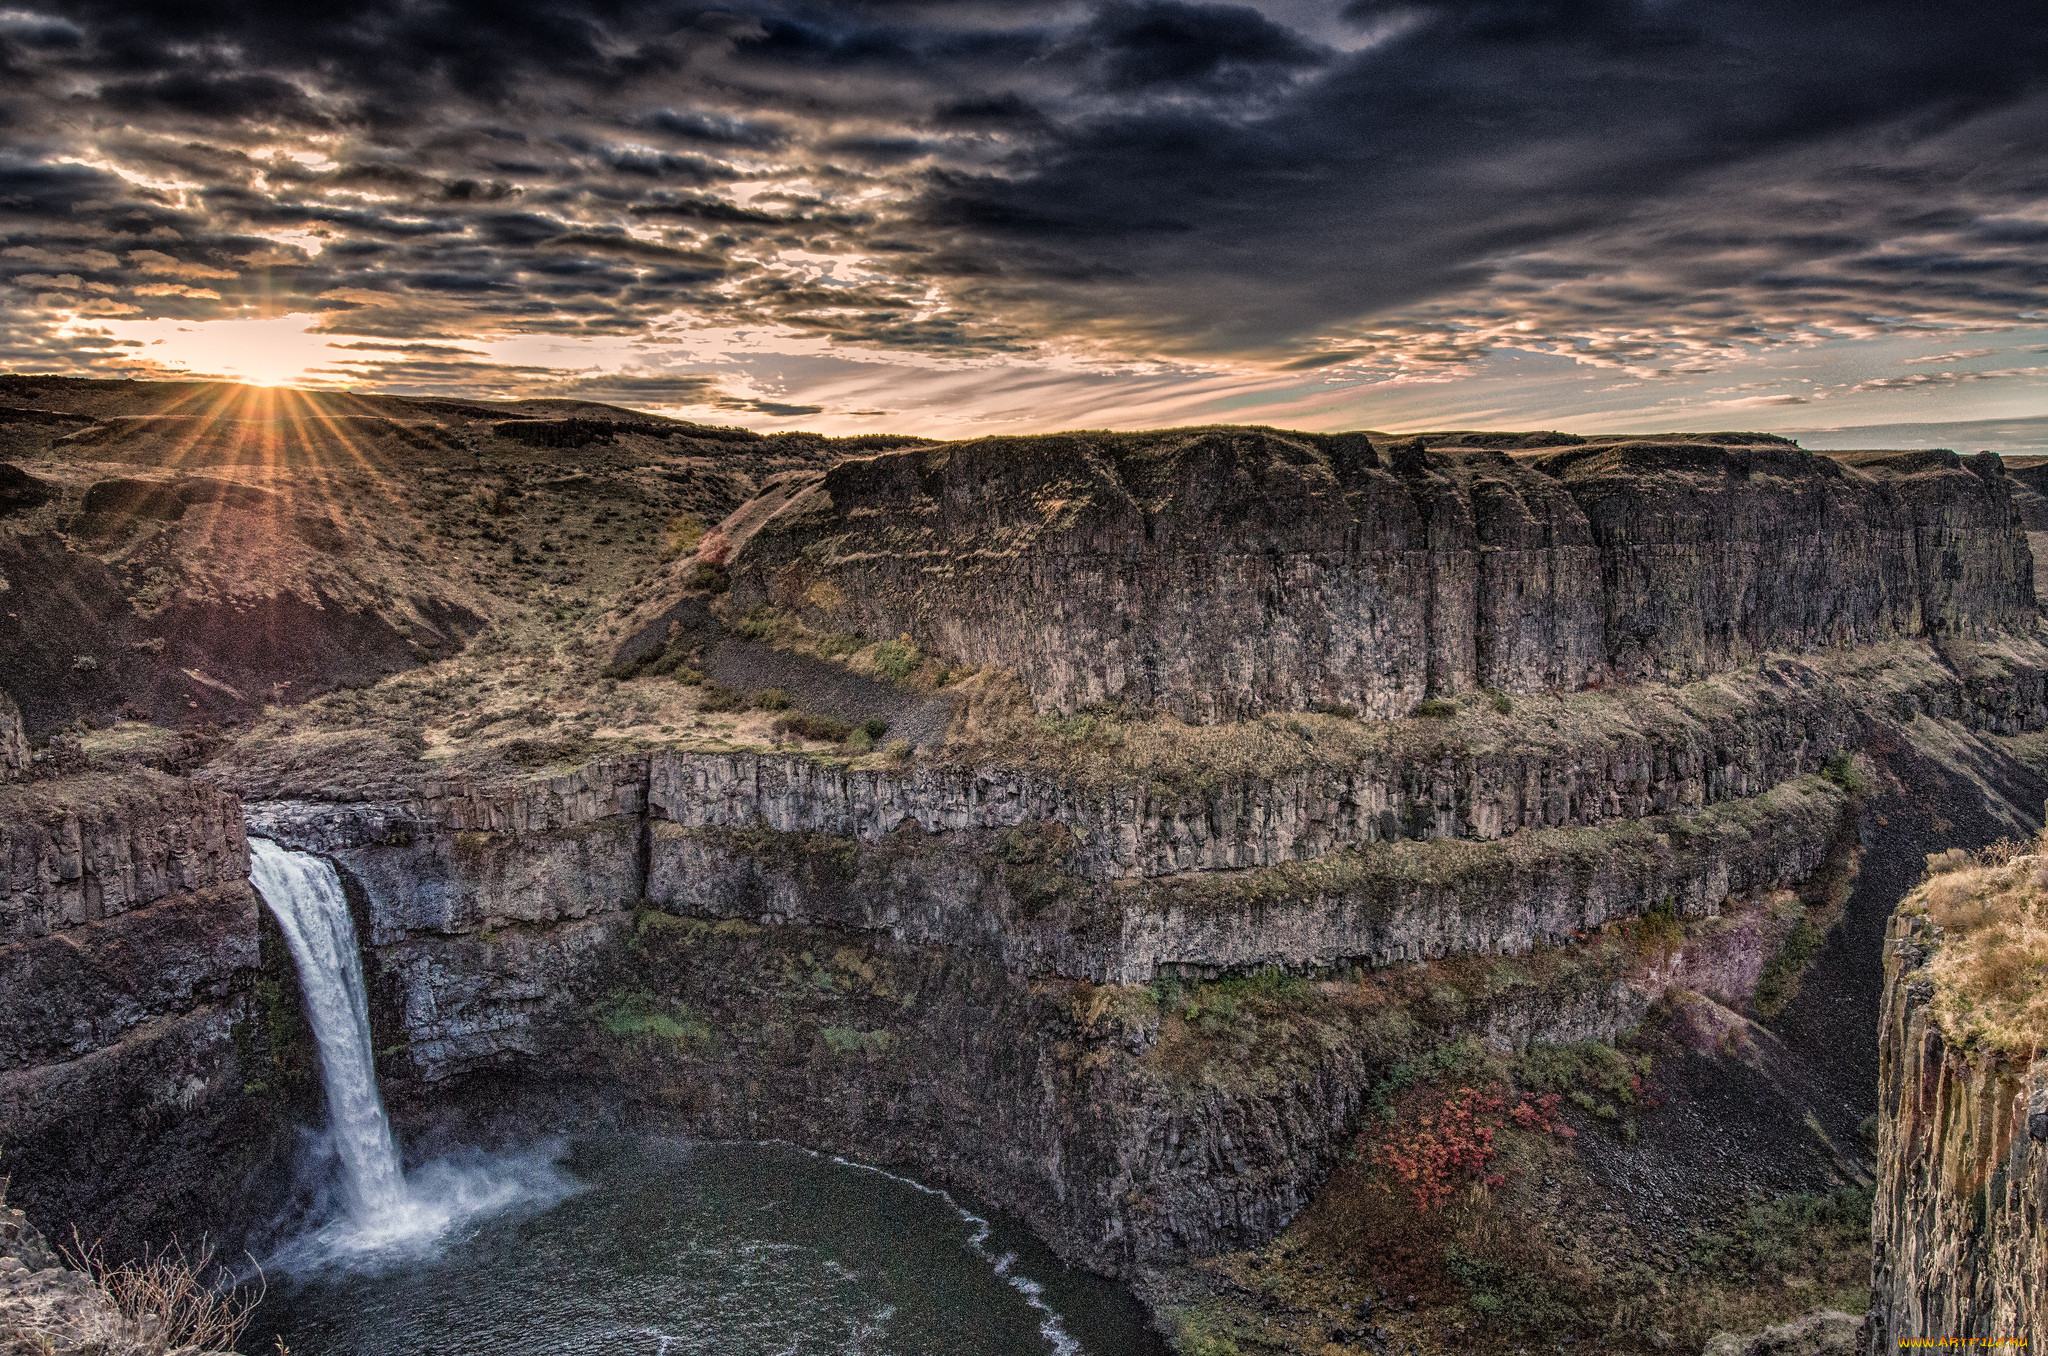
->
[1871,911,2045,1351]
[0,772,264,1255]
[717,433,2034,720]
[241,700,1864,1271]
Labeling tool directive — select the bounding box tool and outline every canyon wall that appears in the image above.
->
[241,692,1862,1271]
[259,798,1838,1271]
[715,434,2034,721]
[1871,910,2046,1351]
[0,771,271,1253]
[246,677,1860,991]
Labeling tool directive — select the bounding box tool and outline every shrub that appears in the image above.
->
[1489,689,1513,715]
[602,989,714,1050]
[1364,1086,1571,1213]
[885,739,912,761]
[1311,700,1361,719]
[1688,1184,1873,1281]
[697,682,746,712]
[749,687,791,711]
[1037,712,1098,741]
[1753,901,1821,1018]
[1821,750,1870,797]
[729,604,785,642]
[1510,1040,1654,1135]
[663,514,705,560]
[1632,899,1686,960]
[859,717,887,740]
[1443,1238,1580,1337]
[691,561,730,593]
[1413,697,1458,719]
[775,711,852,742]
[820,1025,896,1060]
[1369,1035,1493,1119]
[871,637,922,682]
[607,639,696,682]
[62,1234,263,1353]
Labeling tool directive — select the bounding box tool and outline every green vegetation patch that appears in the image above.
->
[1687,1184,1874,1297]
[600,988,717,1052]
[1511,1039,1655,1140]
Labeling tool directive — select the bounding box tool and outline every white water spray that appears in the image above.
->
[248,837,575,1270]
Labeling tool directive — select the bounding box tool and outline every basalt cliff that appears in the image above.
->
[694,431,2032,721]
[3,382,2046,1355]
[1871,849,2046,1353]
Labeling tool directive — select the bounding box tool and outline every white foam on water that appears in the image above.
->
[762,1140,1085,1356]
[266,1143,579,1274]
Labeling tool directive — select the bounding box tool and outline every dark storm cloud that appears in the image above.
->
[0,0,2045,390]
[910,0,2048,355]
[1069,1,1329,93]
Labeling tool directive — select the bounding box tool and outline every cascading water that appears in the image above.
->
[248,837,408,1225]
[248,837,573,1271]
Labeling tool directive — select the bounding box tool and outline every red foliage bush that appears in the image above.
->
[1367,1088,1575,1213]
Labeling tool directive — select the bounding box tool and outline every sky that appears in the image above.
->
[4,0,2048,442]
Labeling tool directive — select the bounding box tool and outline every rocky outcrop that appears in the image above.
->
[639,682,1852,871]
[712,432,2034,721]
[502,890,1830,1273]
[0,1175,237,1356]
[1871,910,2045,1352]
[258,648,1881,864]
[647,775,1849,983]
[234,726,1859,1279]
[0,773,265,1258]
[2,1177,126,1356]
[246,727,1853,993]
[1,772,251,945]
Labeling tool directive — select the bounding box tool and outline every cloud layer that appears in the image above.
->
[2,0,2046,416]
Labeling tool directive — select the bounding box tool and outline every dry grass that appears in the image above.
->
[1903,831,2048,1056]
[59,1233,260,1355]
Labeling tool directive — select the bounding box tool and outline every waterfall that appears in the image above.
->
[247,837,577,1272]
[248,837,409,1226]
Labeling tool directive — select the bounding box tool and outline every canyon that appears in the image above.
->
[1,380,2044,1355]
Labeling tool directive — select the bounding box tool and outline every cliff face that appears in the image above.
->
[0,772,268,1255]
[248,689,1856,998]
[268,815,1837,1271]
[241,695,1859,1273]
[1872,912,2045,1351]
[717,433,2033,721]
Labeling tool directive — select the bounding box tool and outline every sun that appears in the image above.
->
[68,312,351,388]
